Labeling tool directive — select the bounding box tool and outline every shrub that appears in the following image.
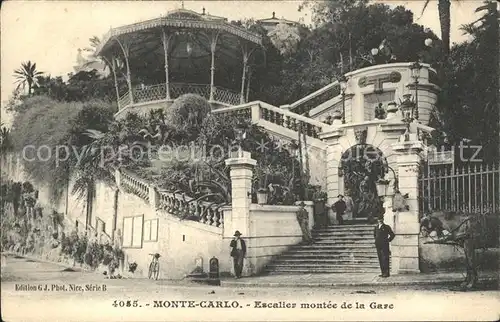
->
[10,97,114,202]
[167,94,211,138]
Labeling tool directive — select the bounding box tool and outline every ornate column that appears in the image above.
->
[101,55,121,107]
[115,37,134,105]
[225,151,256,276]
[209,31,219,102]
[245,66,252,102]
[161,29,173,100]
[111,58,120,105]
[390,140,424,274]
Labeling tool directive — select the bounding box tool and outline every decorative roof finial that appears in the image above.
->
[272,11,276,19]
[202,7,205,15]
[181,1,184,9]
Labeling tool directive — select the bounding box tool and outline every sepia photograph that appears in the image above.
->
[1,0,499,321]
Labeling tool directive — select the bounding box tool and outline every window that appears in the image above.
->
[143,219,159,242]
[122,215,144,248]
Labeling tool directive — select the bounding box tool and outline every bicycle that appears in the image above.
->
[148,253,161,280]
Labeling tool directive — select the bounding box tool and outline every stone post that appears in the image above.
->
[225,151,257,276]
[149,184,159,215]
[390,140,424,274]
[114,168,121,188]
[319,128,346,225]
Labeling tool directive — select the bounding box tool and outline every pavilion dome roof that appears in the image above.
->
[95,8,262,58]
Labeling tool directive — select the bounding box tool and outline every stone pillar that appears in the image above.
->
[390,140,424,274]
[319,128,346,225]
[114,168,121,188]
[225,151,257,276]
[149,184,159,215]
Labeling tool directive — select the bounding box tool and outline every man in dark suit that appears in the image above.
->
[230,230,246,279]
[374,217,395,277]
[333,195,347,225]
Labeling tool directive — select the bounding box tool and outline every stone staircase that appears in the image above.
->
[264,223,382,274]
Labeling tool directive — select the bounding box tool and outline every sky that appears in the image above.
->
[0,0,482,124]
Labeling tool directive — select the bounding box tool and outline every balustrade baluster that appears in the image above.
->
[306,124,313,137]
[200,205,207,223]
[214,210,221,227]
[206,208,213,226]
[262,108,269,121]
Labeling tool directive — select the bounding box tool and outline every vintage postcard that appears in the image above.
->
[1,0,499,321]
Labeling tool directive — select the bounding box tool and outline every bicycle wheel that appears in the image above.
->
[148,262,154,279]
[153,262,160,280]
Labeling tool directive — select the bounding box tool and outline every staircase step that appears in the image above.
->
[265,268,380,274]
[267,263,380,269]
[313,240,373,245]
[291,244,376,249]
[273,260,379,265]
[315,227,374,232]
[280,253,378,259]
[313,233,373,238]
[288,249,377,254]
[265,269,379,274]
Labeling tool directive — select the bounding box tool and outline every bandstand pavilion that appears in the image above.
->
[94,8,263,119]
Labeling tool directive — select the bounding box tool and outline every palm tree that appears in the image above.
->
[422,0,452,57]
[13,61,44,95]
[82,36,123,102]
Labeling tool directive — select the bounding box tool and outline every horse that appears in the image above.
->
[423,210,498,290]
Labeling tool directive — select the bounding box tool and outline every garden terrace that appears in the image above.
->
[95,8,263,116]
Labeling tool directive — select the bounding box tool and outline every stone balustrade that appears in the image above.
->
[120,170,150,202]
[212,101,326,139]
[282,81,341,116]
[157,190,224,228]
[116,169,224,228]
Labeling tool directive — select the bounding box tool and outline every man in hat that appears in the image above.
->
[296,202,313,244]
[333,195,347,225]
[229,230,246,278]
[374,216,395,278]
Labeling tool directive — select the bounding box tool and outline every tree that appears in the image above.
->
[421,0,452,57]
[268,23,301,56]
[276,2,442,105]
[10,96,114,201]
[435,1,499,162]
[13,61,44,95]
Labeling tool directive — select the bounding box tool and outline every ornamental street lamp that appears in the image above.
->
[338,75,348,124]
[410,61,422,120]
[234,121,247,157]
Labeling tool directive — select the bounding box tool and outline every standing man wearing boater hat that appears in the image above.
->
[296,201,313,244]
[333,194,347,225]
[230,230,246,279]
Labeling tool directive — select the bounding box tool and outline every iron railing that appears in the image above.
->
[418,162,500,214]
[118,82,242,108]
